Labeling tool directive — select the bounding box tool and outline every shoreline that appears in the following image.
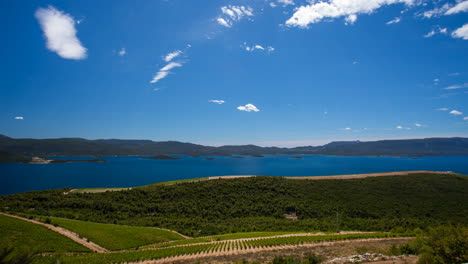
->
[65,170,459,194]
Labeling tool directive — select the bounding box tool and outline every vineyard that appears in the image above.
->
[34,232,404,264]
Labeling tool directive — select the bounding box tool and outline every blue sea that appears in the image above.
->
[1,155,468,195]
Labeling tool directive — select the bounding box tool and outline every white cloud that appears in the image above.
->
[150,62,183,84]
[415,123,422,127]
[396,125,411,130]
[438,107,449,111]
[216,18,231,27]
[118,48,126,56]
[164,50,182,62]
[424,26,448,38]
[209,100,225,104]
[160,62,183,72]
[450,110,463,115]
[464,117,468,120]
[386,17,401,24]
[448,72,460,76]
[217,6,254,27]
[344,127,352,130]
[421,3,451,18]
[444,83,468,90]
[35,6,87,60]
[242,43,275,53]
[445,1,468,15]
[237,104,260,112]
[278,0,295,6]
[14,117,24,120]
[254,45,265,50]
[285,0,415,28]
[345,14,357,24]
[452,23,468,40]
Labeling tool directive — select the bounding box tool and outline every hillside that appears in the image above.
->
[2,173,467,236]
[1,135,468,159]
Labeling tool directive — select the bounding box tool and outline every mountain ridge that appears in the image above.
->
[1,135,468,162]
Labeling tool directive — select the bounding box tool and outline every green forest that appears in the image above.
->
[1,173,467,236]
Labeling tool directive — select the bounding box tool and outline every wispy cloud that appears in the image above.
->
[217,5,254,28]
[164,50,182,62]
[209,100,225,104]
[448,72,460,76]
[277,0,295,6]
[464,117,468,120]
[452,23,468,40]
[150,62,184,84]
[423,26,448,38]
[14,117,24,120]
[444,83,468,90]
[397,125,411,130]
[237,104,260,112]
[421,3,451,18]
[386,17,401,25]
[445,1,468,15]
[437,107,449,111]
[344,127,352,130]
[118,48,126,56]
[285,0,415,28]
[242,43,275,53]
[415,123,422,127]
[35,6,87,60]
[450,110,463,116]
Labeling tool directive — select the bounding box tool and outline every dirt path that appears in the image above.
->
[0,212,109,253]
[133,237,412,264]
[156,227,192,240]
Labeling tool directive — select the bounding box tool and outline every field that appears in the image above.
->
[141,231,309,249]
[1,172,467,263]
[0,214,90,253]
[33,232,400,264]
[49,217,185,250]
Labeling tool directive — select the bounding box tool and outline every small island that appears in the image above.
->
[251,154,264,157]
[291,156,303,159]
[230,156,245,159]
[49,158,106,163]
[204,158,215,160]
[140,155,181,160]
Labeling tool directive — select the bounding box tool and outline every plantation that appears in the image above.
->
[48,217,185,250]
[33,232,397,264]
[1,173,467,236]
[0,214,90,253]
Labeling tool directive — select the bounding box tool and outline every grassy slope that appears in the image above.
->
[0,214,89,253]
[50,217,185,250]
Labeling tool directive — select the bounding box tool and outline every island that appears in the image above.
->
[140,155,181,160]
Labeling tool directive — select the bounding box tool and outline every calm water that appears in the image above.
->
[2,155,468,195]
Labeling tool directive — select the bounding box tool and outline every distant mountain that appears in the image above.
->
[0,135,468,161]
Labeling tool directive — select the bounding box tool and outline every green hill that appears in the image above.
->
[1,173,467,236]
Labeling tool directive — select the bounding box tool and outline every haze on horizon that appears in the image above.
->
[1,0,468,146]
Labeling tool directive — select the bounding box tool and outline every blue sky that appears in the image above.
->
[1,0,468,147]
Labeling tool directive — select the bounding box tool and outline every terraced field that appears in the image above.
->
[34,232,403,264]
